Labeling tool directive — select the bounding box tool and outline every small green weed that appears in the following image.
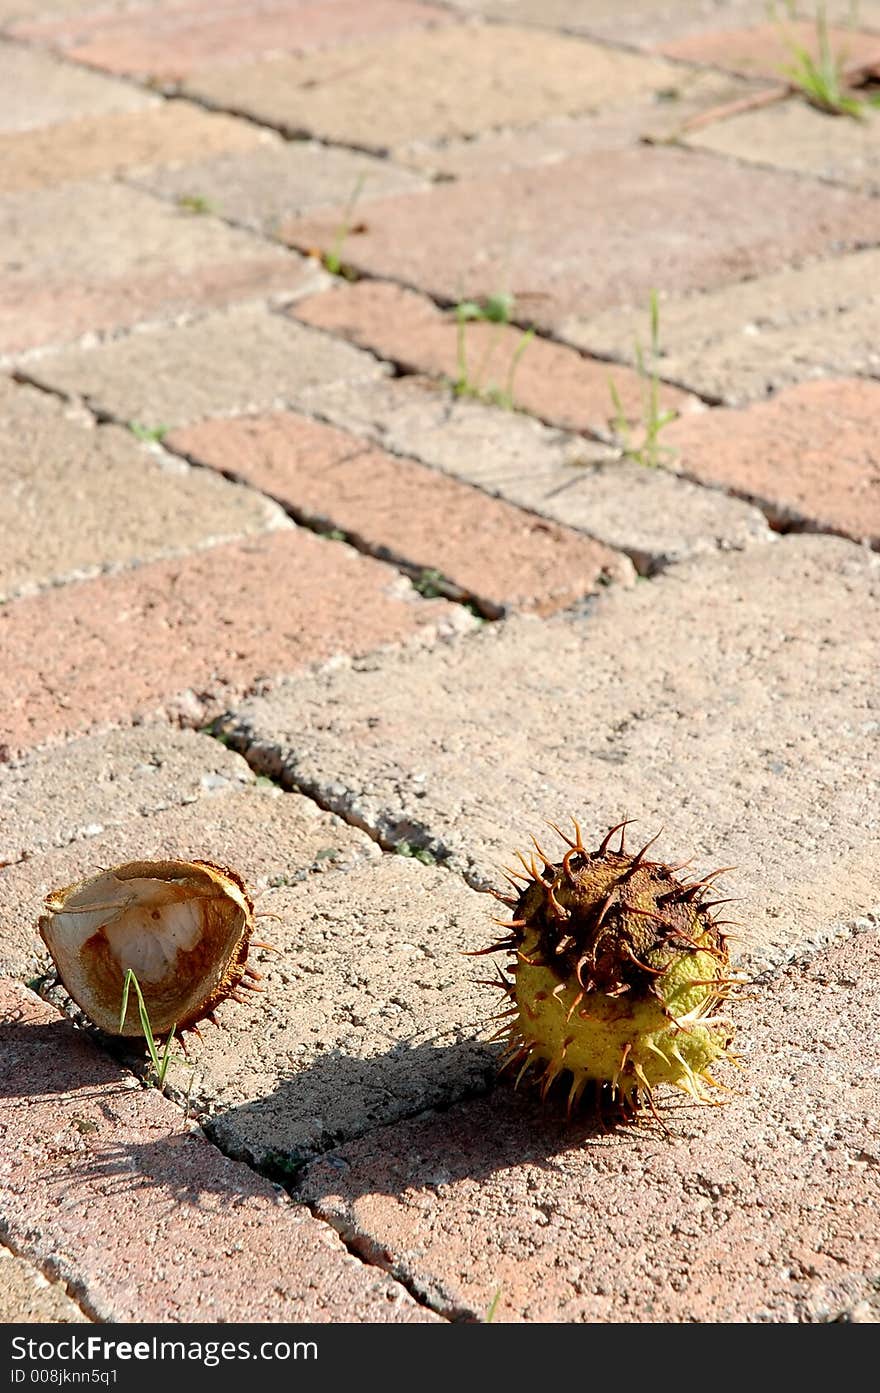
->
[776,2,880,117]
[412,566,446,598]
[128,421,169,443]
[607,290,678,469]
[176,193,215,215]
[452,292,535,409]
[485,1287,503,1323]
[395,841,437,866]
[119,968,180,1088]
[323,173,366,277]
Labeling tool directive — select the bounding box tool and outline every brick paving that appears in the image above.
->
[2,0,879,1327]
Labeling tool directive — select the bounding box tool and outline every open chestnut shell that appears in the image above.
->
[39,859,254,1036]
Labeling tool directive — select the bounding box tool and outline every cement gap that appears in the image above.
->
[163,435,503,621]
[671,463,879,551]
[0,1235,96,1325]
[200,716,462,872]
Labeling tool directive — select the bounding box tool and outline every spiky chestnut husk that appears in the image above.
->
[483,820,741,1121]
[39,859,261,1037]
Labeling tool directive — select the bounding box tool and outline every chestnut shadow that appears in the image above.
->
[4,1015,663,1208]
[0,1016,137,1098]
[83,1042,654,1207]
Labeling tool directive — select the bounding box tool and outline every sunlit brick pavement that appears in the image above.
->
[1,0,879,1324]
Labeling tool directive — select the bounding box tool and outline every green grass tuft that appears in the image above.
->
[607,290,678,469]
[452,293,535,410]
[119,968,179,1088]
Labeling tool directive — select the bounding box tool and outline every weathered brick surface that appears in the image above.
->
[0,183,319,356]
[183,27,682,151]
[398,69,763,178]
[282,147,880,333]
[666,379,880,543]
[0,37,153,132]
[220,536,880,970]
[571,248,880,403]
[168,410,634,615]
[0,981,435,1322]
[0,727,253,865]
[0,529,468,755]
[0,101,267,194]
[130,137,428,235]
[0,380,286,601]
[443,0,773,45]
[14,0,451,79]
[24,304,384,427]
[1,783,376,978]
[0,1245,87,1323]
[687,96,880,196]
[0,0,151,15]
[288,373,771,570]
[301,922,880,1323]
[154,856,497,1167]
[658,18,880,78]
[292,280,698,437]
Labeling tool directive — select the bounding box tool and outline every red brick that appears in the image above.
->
[292,280,698,437]
[665,379,880,544]
[0,980,434,1322]
[168,411,634,616]
[282,147,880,335]
[13,0,451,80]
[0,528,468,755]
[301,925,880,1322]
[0,183,317,355]
[0,100,267,193]
[658,19,880,80]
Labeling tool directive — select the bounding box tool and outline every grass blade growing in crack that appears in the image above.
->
[120,968,178,1088]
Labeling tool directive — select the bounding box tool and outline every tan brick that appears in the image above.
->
[445,0,773,46]
[0,1246,87,1323]
[286,373,771,571]
[567,248,880,403]
[0,100,267,194]
[129,136,428,234]
[219,536,880,971]
[0,783,376,978]
[0,37,153,133]
[0,183,319,356]
[281,147,880,333]
[0,528,469,755]
[168,410,634,616]
[0,725,253,865]
[666,379,880,543]
[23,303,385,427]
[658,18,880,79]
[183,26,683,151]
[292,280,698,438]
[300,923,880,1322]
[159,857,497,1167]
[687,96,880,196]
[0,980,435,1322]
[398,69,764,179]
[0,380,286,601]
[14,0,451,79]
